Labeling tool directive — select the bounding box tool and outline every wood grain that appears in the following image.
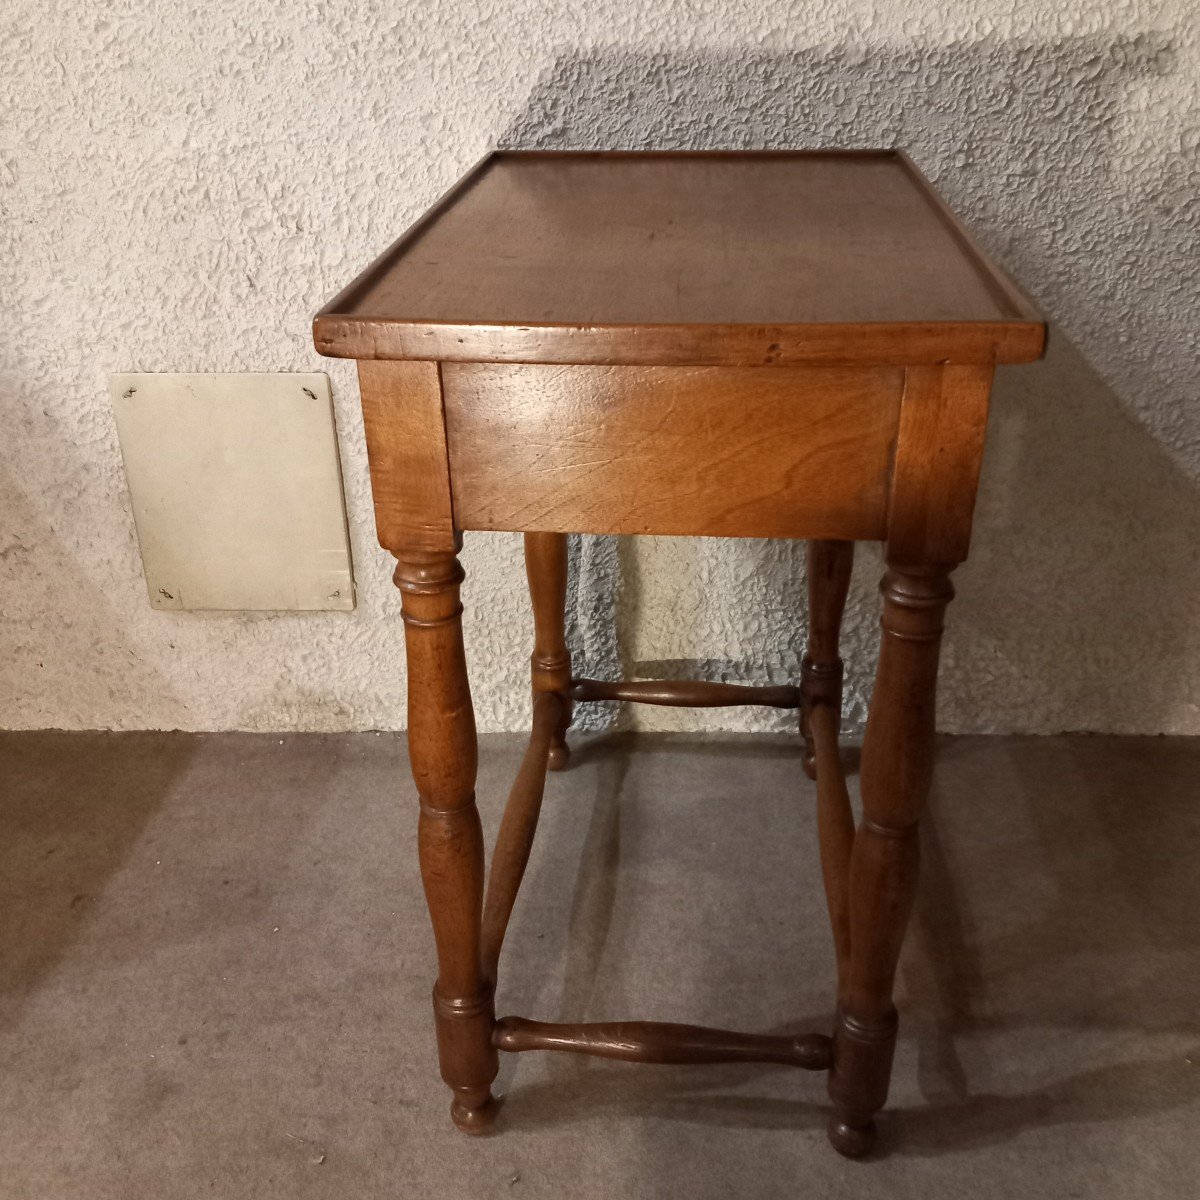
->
[480,691,562,983]
[572,678,801,708]
[316,150,1045,366]
[827,563,956,1157]
[811,702,855,1001]
[800,539,854,777]
[318,149,1048,1155]
[357,360,456,554]
[524,532,573,770]
[443,363,903,539]
[887,365,994,565]
[394,551,497,1134]
[494,1017,833,1070]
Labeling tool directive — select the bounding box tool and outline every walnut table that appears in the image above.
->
[314,150,1045,1157]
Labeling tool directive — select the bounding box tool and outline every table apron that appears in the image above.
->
[441,363,904,541]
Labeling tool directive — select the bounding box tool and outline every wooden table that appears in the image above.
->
[314,150,1045,1157]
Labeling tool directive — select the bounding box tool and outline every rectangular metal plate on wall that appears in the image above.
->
[110,372,355,611]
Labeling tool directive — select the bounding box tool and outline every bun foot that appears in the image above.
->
[827,1115,876,1158]
[548,742,570,771]
[450,1090,498,1135]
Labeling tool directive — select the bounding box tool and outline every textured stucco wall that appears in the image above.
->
[2,2,1197,734]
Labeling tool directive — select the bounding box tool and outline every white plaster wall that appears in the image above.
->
[1,2,1197,735]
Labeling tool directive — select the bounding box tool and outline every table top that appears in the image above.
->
[314,150,1044,367]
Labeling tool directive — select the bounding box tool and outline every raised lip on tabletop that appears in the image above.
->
[312,148,1046,366]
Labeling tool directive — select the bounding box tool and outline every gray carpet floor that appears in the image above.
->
[1,730,1197,1198]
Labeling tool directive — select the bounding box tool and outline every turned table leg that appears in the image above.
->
[395,550,499,1134]
[827,562,955,1157]
[801,540,854,780]
[524,532,573,770]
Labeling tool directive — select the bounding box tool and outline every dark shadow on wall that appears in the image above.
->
[496,37,1200,737]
